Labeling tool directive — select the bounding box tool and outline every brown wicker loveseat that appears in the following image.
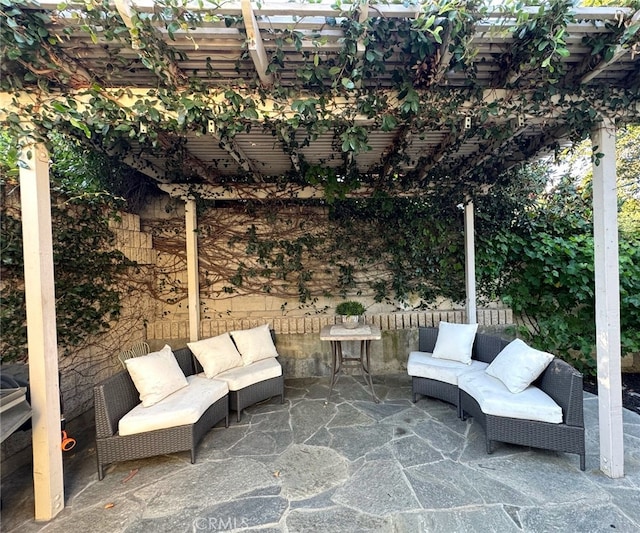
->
[409,326,586,470]
[94,348,228,480]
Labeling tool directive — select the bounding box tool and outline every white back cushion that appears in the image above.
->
[230,324,279,365]
[188,332,243,378]
[431,322,478,365]
[125,345,188,407]
[485,338,554,394]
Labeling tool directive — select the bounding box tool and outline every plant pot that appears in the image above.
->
[341,315,360,329]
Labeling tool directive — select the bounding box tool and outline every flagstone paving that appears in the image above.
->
[2,374,639,532]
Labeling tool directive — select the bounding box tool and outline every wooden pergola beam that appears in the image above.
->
[454,118,528,179]
[158,182,436,201]
[208,121,263,179]
[278,126,302,174]
[377,125,413,180]
[241,0,274,86]
[411,128,467,182]
[573,10,639,84]
[114,0,188,88]
[35,1,630,20]
[19,142,64,521]
[429,25,454,86]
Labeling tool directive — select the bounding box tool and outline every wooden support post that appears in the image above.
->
[464,200,477,324]
[19,142,64,520]
[592,120,624,478]
[185,199,200,342]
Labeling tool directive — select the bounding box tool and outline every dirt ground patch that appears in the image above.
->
[584,373,640,415]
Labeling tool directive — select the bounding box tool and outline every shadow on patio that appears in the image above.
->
[2,374,640,532]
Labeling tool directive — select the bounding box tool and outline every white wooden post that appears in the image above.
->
[592,119,624,478]
[464,200,477,324]
[19,142,65,520]
[185,199,200,342]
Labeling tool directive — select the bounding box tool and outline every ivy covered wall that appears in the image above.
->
[138,194,485,322]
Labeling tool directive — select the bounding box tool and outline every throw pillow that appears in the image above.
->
[485,338,554,394]
[125,344,188,407]
[431,321,478,365]
[230,324,279,366]
[188,332,243,378]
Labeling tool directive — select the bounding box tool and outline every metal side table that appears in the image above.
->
[320,324,381,403]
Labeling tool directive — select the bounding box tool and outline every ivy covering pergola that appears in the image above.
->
[1,0,639,520]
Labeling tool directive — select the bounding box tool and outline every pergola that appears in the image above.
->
[2,0,639,520]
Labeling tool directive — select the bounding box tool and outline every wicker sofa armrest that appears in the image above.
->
[536,358,584,427]
[173,347,196,376]
[94,371,139,439]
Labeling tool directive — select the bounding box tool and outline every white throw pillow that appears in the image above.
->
[124,344,188,407]
[230,324,279,366]
[485,338,554,394]
[188,332,243,378]
[431,321,478,365]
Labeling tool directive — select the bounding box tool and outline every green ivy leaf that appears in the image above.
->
[69,117,91,138]
[341,78,355,90]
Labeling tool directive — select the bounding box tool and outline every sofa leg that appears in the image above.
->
[191,448,196,464]
[580,454,586,471]
[236,409,242,423]
[486,439,494,454]
[280,393,285,404]
[412,392,417,403]
[224,414,229,428]
[97,462,104,481]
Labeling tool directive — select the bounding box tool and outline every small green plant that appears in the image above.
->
[335,301,366,316]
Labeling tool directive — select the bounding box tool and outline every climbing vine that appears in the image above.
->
[1,0,639,369]
[0,133,135,363]
[1,0,639,193]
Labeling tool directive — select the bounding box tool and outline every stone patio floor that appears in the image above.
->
[2,373,640,532]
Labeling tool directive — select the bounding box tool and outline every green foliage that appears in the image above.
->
[4,0,637,188]
[2,0,638,373]
[0,133,135,363]
[335,301,366,316]
[480,170,640,376]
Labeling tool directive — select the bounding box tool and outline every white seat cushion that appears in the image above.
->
[407,351,488,385]
[118,375,228,436]
[215,357,282,391]
[458,371,562,424]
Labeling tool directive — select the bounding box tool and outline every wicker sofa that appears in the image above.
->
[94,347,228,480]
[183,325,285,422]
[185,345,285,422]
[408,326,586,470]
[94,327,285,479]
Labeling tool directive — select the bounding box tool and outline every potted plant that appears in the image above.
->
[335,301,366,329]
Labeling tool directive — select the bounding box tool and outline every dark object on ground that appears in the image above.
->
[583,373,640,415]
